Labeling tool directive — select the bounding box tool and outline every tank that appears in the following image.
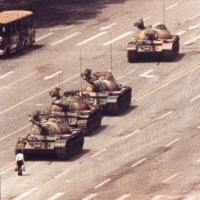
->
[49,88,102,135]
[14,111,84,160]
[81,68,132,115]
[127,19,180,62]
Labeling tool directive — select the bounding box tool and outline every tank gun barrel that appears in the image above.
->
[29,117,46,130]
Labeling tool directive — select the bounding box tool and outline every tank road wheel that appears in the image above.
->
[127,51,136,63]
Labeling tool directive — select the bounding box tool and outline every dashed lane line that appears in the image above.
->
[90,149,107,158]
[36,32,54,42]
[158,111,173,120]
[165,138,180,148]
[165,3,178,10]
[94,179,111,189]
[47,192,64,200]
[76,32,107,46]
[82,193,98,200]
[134,63,200,102]
[116,194,131,200]
[0,73,79,115]
[13,187,37,200]
[163,173,178,183]
[131,158,146,168]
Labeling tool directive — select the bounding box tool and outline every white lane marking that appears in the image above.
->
[36,32,54,42]
[50,32,81,46]
[184,197,196,200]
[144,17,150,21]
[0,70,38,91]
[0,71,14,79]
[100,23,116,31]
[176,30,186,35]
[189,13,200,20]
[183,35,200,45]
[76,32,107,46]
[65,180,72,183]
[198,126,200,129]
[189,23,200,30]
[82,193,98,200]
[151,195,164,200]
[55,168,71,178]
[50,25,73,31]
[165,3,177,10]
[131,158,146,168]
[190,94,200,102]
[94,179,111,189]
[103,32,133,45]
[48,192,64,200]
[44,71,62,80]
[158,111,173,119]
[116,194,131,200]
[165,138,180,147]
[13,187,37,200]
[0,73,79,115]
[163,173,178,183]
[139,69,155,78]
[125,130,139,138]
[196,159,200,163]
[90,149,107,158]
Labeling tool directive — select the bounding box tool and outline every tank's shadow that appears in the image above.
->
[129,53,185,63]
[86,125,108,137]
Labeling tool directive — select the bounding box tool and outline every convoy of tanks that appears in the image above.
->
[14,19,180,161]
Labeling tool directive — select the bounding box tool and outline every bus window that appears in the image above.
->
[0,26,5,36]
[11,22,16,34]
[16,19,22,31]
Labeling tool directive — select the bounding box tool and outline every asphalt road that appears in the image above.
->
[1,0,200,199]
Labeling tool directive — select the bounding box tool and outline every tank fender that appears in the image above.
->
[162,42,173,51]
[55,139,67,149]
[127,41,137,51]
[106,95,118,103]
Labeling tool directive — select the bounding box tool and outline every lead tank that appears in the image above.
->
[127,19,180,62]
[81,68,132,115]
[14,112,84,160]
[49,88,102,135]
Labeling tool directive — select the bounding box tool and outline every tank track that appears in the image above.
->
[107,89,132,115]
[164,40,179,61]
[127,50,137,63]
[55,134,84,160]
[77,109,102,135]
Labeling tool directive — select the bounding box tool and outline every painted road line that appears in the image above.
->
[55,169,71,178]
[165,3,177,10]
[0,70,38,91]
[183,35,200,45]
[131,158,146,168]
[151,195,164,200]
[44,71,62,80]
[50,25,73,31]
[48,192,64,200]
[100,23,116,31]
[76,32,107,46]
[94,179,111,189]
[196,159,200,163]
[176,30,186,35]
[0,73,80,115]
[158,111,173,120]
[184,197,196,200]
[125,130,139,138]
[91,149,107,158]
[50,32,81,46]
[0,162,15,174]
[13,187,37,200]
[134,63,200,101]
[0,124,30,141]
[163,173,178,183]
[190,94,200,102]
[82,193,98,200]
[189,23,200,30]
[116,194,131,200]
[198,126,200,129]
[165,138,180,148]
[36,32,54,42]
[0,71,14,79]
[189,13,200,20]
[139,69,155,78]
[103,32,133,46]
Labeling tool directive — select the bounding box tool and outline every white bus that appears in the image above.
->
[0,10,35,56]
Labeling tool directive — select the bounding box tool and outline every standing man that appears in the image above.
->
[15,149,25,176]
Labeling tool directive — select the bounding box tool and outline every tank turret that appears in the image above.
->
[127,19,180,62]
[81,68,132,115]
[14,111,84,160]
[49,87,102,135]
